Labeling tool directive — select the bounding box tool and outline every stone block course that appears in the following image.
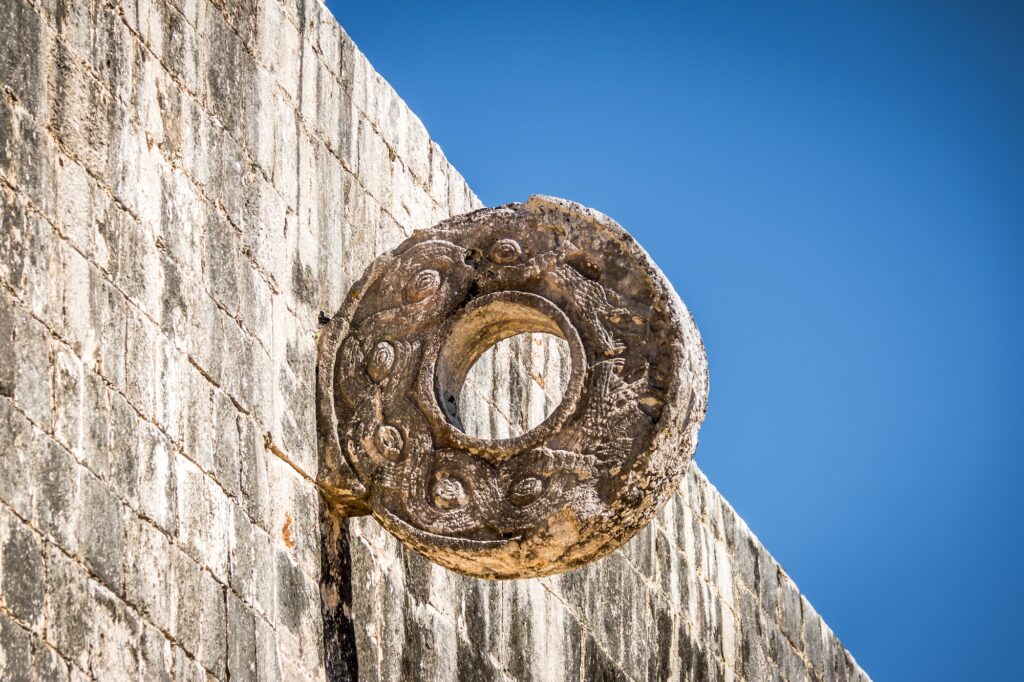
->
[0,0,46,118]
[0,503,45,630]
[0,609,33,679]
[227,588,259,681]
[5,298,52,426]
[76,470,126,593]
[33,434,81,552]
[45,545,94,671]
[125,513,173,631]
[0,398,37,520]
[91,584,142,679]
[139,621,174,681]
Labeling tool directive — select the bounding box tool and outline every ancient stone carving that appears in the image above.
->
[317,195,709,578]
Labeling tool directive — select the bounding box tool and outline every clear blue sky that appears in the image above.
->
[326,2,1024,678]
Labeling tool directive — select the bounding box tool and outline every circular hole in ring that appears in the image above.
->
[434,299,572,440]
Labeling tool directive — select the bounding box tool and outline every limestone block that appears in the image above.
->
[0,504,44,631]
[308,1,344,80]
[75,472,125,593]
[251,525,277,623]
[205,8,259,150]
[139,621,173,681]
[101,207,164,319]
[268,88,300,201]
[427,142,450,214]
[56,157,95,257]
[0,303,49,433]
[0,191,62,331]
[314,166,350,312]
[227,589,259,682]
[221,312,273,426]
[50,344,83,455]
[213,388,242,496]
[256,0,300,102]
[32,637,70,681]
[126,307,160,417]
[34,437,81,553]
[59,244,128,390]
[91,584,141,679]
[402,112,431,188]
[300,41,346,159]
[45,547,94,671]
[58,369,103,474]
[135,420,176,535]
[1,93,58,216]
[273,549,323,677]
[169,546,226,677]
[58,1,136,105]
[446,162,479,216]
[175,454,230,581]
[242,176,290,290]
[125,514,173,633]
[239,413,273,532]
[0,0,46,118]
[256,613,284,682]
[107,389,140,507]
[268,455,319,580]
[0,399,36,519]
[0,610,32,679]
[270,300,318,476]
[779,571,804,648]
[214,0,260,54]
[172,644,208,682]
[157,167,205,278]
[229,503,256,604]
[356,117,392,207]
[153,334,189,441]
[802,594,826,675]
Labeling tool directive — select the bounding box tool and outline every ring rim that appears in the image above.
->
[413,290,588,460]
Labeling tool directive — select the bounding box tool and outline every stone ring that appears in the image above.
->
[317,195,709,578]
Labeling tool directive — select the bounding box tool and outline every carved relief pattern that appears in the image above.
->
[317,196,709,578]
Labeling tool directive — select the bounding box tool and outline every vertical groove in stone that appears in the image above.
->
[320,504,359,681]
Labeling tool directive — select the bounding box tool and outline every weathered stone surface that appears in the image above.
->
[0,504,44,629]
[319,196,709,578]
[0,610,32,680]
[0,0,865,679]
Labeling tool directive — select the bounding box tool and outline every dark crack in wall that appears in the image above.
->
[320,509,358,681]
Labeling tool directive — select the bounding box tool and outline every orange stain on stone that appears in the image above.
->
[282,513,296,548]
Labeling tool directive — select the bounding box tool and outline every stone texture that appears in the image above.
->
[0,0,866,679]
[0,504,44,630]
[318,196,709,578]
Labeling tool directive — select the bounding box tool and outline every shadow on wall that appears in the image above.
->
[321,509,359,681]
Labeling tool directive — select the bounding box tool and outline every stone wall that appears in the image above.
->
[349,468,868,682]
[0,0,867,680]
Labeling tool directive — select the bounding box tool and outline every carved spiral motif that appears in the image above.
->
[373,425,404,462]
[489,237,523,264]
[317,195,709,578]
[405,268,442,303]
[366,341,395,383]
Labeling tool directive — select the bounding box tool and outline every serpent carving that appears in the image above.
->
[316,195,709,579]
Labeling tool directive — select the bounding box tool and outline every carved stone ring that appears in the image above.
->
[317,195,709,578]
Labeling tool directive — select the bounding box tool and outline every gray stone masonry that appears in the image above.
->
[0,0,868,679]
